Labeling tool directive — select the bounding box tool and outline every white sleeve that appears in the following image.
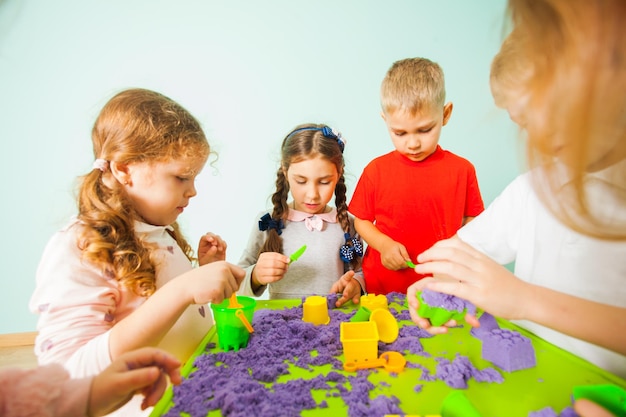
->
[457,173,533,265]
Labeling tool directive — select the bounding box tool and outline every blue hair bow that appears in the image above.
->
[321,126,345,153]
[339,233,364,262]
[259,213,284,235]
[285,125,345,153]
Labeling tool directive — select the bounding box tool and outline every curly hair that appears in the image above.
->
[259,123,361,271]
[76,88,210,297]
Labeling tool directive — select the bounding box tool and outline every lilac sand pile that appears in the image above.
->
[482,328,536,372]
[164,293,506,417]
[412,354,503,389]
[470,311,499,339]
[420,288,477,316]
[471,311,537,372]
[165,301,404,417]
[529,406,577,417]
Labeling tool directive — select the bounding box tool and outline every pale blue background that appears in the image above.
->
[0,0,522,334]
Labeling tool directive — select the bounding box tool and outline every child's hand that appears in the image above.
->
[251,252,289,287]
[184,261,245,305]
[406,278,462,335]
[380,240,411,270]
[414,236,530,321]
[574,399,617,417]
[197,232,227,265]
[89,347,182,416]
[330,270,361,307]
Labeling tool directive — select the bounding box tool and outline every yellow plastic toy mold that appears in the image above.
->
[340,321,379,364]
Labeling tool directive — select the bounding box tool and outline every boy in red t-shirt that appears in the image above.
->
[349,57,484,294]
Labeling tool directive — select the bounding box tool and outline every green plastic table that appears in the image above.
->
[150,298,626,417]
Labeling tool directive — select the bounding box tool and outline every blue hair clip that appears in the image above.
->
[339,233,364,262]
[259,213,285,235]
[286,125,345,153]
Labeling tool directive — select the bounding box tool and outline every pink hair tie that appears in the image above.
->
[92,158,109,172]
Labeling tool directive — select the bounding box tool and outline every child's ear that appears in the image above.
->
[109,161,132,186]
[380,111,387,123]
[442,102,454,126]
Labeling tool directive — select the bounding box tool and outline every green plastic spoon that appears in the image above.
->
[289,245,307,264]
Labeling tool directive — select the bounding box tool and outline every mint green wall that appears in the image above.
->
[0,1,521,334]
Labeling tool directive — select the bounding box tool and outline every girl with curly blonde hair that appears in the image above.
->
[30,88,244,416]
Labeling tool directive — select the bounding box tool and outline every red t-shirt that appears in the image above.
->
[348,147,484,294]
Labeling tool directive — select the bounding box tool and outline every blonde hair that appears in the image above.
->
[380,57,446,116]
[489,31,532,112]
[508,0,626,240]
[260,124,360,271]
[77,88,210,296]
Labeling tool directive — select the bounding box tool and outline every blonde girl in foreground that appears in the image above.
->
[408,1,626,414]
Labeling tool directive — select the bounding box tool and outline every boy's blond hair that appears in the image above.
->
[380,57,446,116]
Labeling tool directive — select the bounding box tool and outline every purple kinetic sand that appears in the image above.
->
[529,406,577,417]
[421,288,473,313]
[393,308,412,321]
[558,407,577,417]
[434,354,503,389]
[482,328,537,372]
[327,292,340,309]
[529,407,558,417]
[165,294,505,417]
[382,324,432,356]
[559,407,578,417]
[163,297,416,417]
[386,291,406,306]
[470,311,500,339]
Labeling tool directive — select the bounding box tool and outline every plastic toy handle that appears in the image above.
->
[235,309,255,333]
[228,293,243,308]
[343,352,406,373]
[379,351,406,372]
[406,260,416,268]
[343,358,386,372]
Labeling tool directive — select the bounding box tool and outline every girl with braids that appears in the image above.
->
[237,123,365,307]
[30,88,244,416]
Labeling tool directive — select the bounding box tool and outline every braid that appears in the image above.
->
[335,175,361,271]
[335,176,350,232]
[260,168,290,254]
